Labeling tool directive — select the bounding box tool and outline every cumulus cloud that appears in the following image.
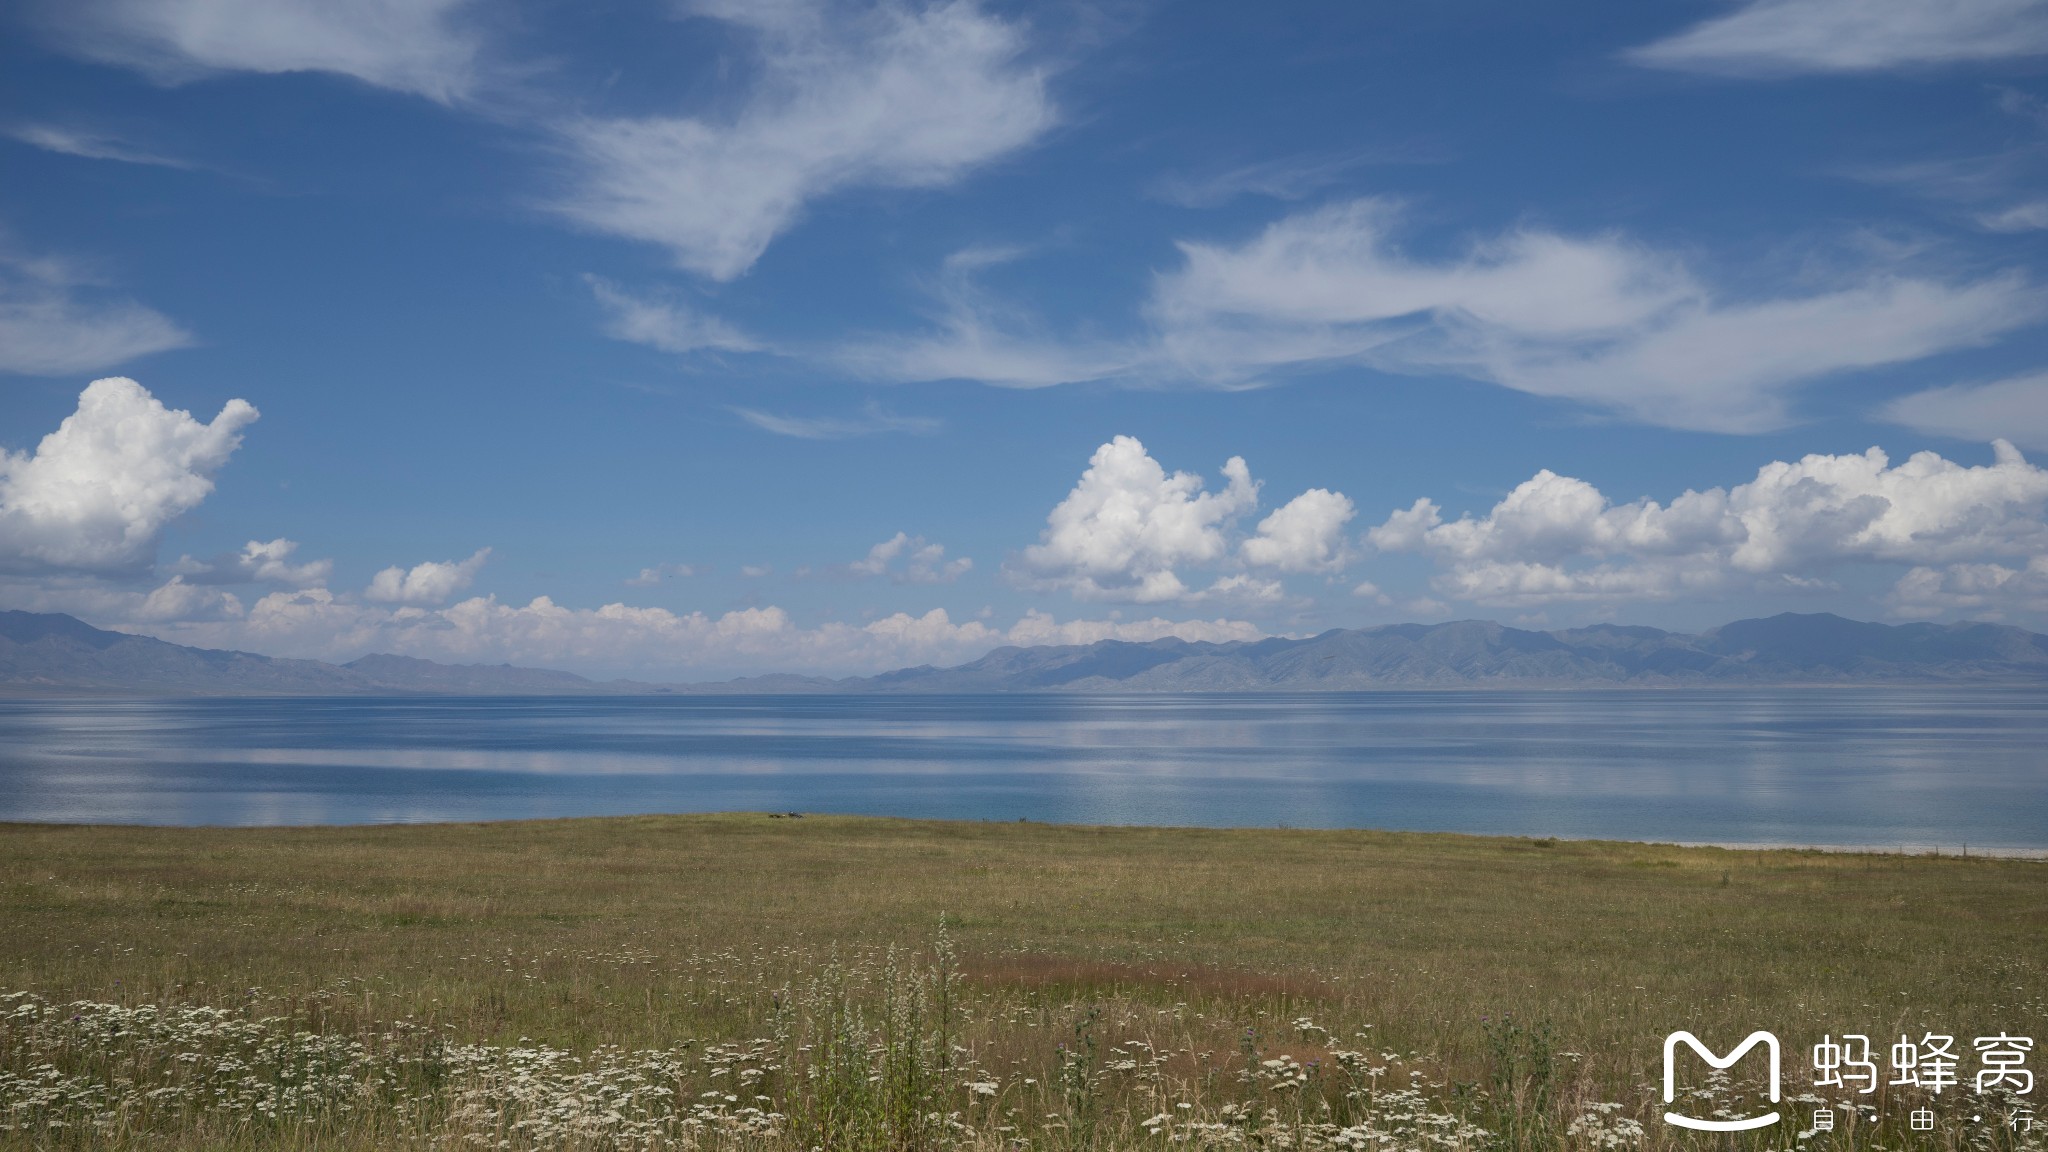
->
[132,593,1265,680]
[46,0,484,103]
[586,276,759,355]
[364,548,490,605]
[859,200,2043,432]
[1368,441,2048,608]
[0,250,193,377]
[847,532,971,584]
[1241,488,1355,573]
[1018,436,1259,602]
[732,400,941,439]
[0,377,258,574]
[1627,0,2048,75]
[133,576,245,622]
[1014,436,1351,603]
[1890,556,2048,618]
[166,537,332,588]
[1882,372,2048,451]
[550,0,1053,281]
[1350,579,1393,606]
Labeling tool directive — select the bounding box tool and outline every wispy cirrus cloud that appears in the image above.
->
[586,276,759,355]
[548,0,1055,281]
[852,199,2046,432]
[0,246,194,377]
[836,245,1139,388]
[37,0,1054,283]
[1626,0,2048,75]
[1147,147,1442,209]
[1882,372,2048,451]
[42,0,485,103]
[1854,89,2048,234]
[732,400,941,440]
[5,123,195,169]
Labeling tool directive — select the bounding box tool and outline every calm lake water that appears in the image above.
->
[1,689,2044,849]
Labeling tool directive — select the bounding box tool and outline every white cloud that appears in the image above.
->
[859,200,2044,432]
[837,246,1139,388]
[847,532,971,584]
[1018,436,1260,602]
[0,250,193,376]
[549,0,1053,281]
[1627,0,2048,75]
[167,537,332,588]
[839,313,1133,390]
[1855,90,2048,235]
[1889,556,2048,617]
[134,576,244,623]
[1149,151,1401,209]
[1882,372,2048,451]
[1981,200,2048,231]
[49,0,484,103]
[0,377,258,574]
[1151,200,2042,432]
[1473,275,2041,433]
[6,123,194,168]
[1015,436,1358,603]
[625,562,696,587]
[364,547,490,605]
[1000,609,1266,648]
[1367,441,2048,607]
[1155,200,1691,344]
[131,593,1266,680]
[1241,488,1355,573]
[586,276,759,355]
[1350,579,1393,606]
[732,400,941,439]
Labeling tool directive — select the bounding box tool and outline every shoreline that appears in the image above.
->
[4,811,2044,858]
[1668,837,2048,859]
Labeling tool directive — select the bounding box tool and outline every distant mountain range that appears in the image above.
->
[4,609,2047,696]
[0,612,644,696]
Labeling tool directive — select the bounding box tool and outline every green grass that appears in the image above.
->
[0,814,2042,1150]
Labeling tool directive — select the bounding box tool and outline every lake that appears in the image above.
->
[1,689,2044,849]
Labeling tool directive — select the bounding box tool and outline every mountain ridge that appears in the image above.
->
[3,609,2046,696]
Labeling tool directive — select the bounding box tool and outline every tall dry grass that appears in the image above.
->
[0,814,2041,1151]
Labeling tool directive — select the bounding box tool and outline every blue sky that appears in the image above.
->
[5,0,2048,679]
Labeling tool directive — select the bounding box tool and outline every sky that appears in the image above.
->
[4,0,2048,680]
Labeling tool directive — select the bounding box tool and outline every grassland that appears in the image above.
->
[0,814,2042,1150]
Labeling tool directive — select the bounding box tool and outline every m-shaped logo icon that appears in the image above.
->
[1662,1031,1782,1132]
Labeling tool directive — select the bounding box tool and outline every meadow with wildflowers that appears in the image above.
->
[0,814,2041,1151]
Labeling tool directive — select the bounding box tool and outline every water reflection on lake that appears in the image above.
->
[0,690,2043,849]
